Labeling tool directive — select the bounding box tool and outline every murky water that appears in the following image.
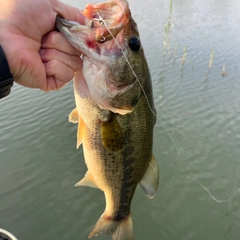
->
[1,0,240,239]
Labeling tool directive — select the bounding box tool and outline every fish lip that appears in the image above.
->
[56,16,89,29]
[56,16,74,28]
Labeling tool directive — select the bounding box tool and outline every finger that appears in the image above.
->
[40,48,82,72]
[45,75,68,92]
[52,0,86,24]
[44,59,81,91]
[41,31,80,56]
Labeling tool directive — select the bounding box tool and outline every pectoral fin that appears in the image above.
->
[140,155,159,199]
[101,117,123,152]
[114,107,134,115]
[75,171,99,189]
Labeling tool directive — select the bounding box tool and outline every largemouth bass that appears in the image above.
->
[56,0,159,239]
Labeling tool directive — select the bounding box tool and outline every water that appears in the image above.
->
[1,0,240,239]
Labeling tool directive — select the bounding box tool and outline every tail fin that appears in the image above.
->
[88,213,134,240]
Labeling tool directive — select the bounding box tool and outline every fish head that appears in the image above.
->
[56,0,149,115]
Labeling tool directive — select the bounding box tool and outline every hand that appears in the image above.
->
[0,0,85,91]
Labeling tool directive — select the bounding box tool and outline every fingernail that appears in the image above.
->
[39,49,45,55]
[41,35,47,44]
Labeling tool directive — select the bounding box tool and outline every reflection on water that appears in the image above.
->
[1,0,240,239]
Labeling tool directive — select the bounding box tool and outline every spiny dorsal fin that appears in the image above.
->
[139,155,159,199]
[100,117,123,152]
[75,171,99,189]
[69,108,79,123]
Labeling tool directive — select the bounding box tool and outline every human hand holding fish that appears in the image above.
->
[0,0,85,91]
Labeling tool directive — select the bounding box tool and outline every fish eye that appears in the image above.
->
[128,37,141,52]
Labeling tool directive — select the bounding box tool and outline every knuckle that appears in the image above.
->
[45,31,62,46]
[45,59,74,81]
[45,59,58,75]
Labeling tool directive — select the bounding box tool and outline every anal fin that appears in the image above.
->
[139,155,159,199]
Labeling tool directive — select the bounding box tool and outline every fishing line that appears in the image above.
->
[96,13,156,117]
[97,13,240,203]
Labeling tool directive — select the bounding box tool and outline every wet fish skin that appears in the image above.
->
[57,1,159,239]
[71,70,157,240]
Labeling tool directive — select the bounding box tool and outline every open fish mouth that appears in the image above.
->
[55,0,132,66]
[82,0,130,42]
[56,0,142,114]
[55,14,127,59]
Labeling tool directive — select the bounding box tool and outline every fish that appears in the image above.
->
[56,0,159,239]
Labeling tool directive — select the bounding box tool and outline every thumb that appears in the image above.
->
[52,1,86,24]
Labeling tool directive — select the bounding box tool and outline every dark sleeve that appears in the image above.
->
[0,45,14,99]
